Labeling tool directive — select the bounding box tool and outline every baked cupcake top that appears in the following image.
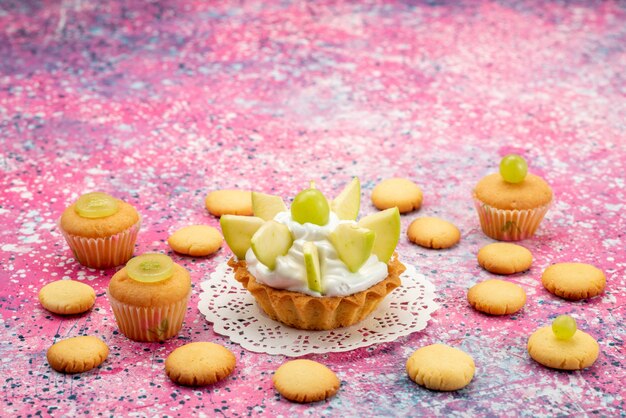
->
[474,173,552,210]
[60,194,139,238]
[108,263,191,307]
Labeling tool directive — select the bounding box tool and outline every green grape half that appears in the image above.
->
[291,188,330,226]
[126,253,174,283]
[551,315,577,340]
[499,154,528,184]
[75,192,119,218]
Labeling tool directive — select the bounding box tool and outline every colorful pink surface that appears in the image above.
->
[1,0,625,416]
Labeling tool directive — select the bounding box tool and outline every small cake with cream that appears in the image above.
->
[221,178,405,330]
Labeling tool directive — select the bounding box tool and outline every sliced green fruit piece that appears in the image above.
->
[220,215,265,259]
[75,192,119,218]
[331,177,361,221]
[303,241,322,293]
[251,192,287,221]
[250,220,293,270]
[328,223,375,273]
[126,253,174,283]
[291,186,330,226]
[358,207,401,263]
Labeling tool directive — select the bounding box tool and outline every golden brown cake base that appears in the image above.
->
[228,255,405,330]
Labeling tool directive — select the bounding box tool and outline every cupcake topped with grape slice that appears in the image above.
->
[473,154,553,241]
[220,178,405,330]
[107,253,192,342]
[59,192,141,269]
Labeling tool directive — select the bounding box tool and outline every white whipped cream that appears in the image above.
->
[244,211,389,297]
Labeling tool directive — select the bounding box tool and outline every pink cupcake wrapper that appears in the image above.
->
[59,220,140,269]
[107,290,191,342]
[473,196,551,241]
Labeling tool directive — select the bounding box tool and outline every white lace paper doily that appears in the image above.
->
[198,261,438,356]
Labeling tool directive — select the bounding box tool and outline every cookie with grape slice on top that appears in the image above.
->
[528,315,599,370]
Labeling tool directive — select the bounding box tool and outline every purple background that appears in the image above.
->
[1,0,625,416]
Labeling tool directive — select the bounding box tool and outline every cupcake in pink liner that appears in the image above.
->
[107,253,191,342]
[59,192,140,269]
[473,155,553,241]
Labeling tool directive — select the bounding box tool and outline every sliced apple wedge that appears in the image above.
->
[358,207,400,263]
[303,242,322,293]
[252,191,287,221]
[331,177,360,220]
[220,215,265,259]
[328,223,375,273]
[250,220,293,270]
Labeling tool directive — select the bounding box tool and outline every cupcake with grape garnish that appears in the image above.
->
[108,253,191,342]
[59,192,140,269]
[220,178,405,330]
[473,155,552,241]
